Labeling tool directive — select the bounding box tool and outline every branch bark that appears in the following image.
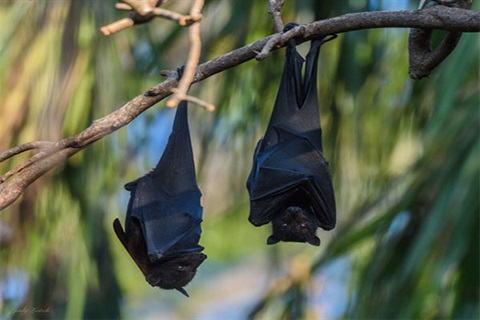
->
[408,0,473,79]
[166,0,213,109]
[1,5,479,210]
[100,0,202,35]
[268,0,286,33]
[255,5,479,59]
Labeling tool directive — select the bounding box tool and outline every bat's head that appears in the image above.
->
[145,252,207,294]
[267,206,321,246]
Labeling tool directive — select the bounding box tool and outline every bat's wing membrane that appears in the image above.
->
[115,101,205,294]
[122,100,203,261]
[262,39,305,148]
[113,218,129,251]
[150,100,200,196]
[127,174,203,262]
[248,131,335,228]
[247,26,337,230]
[113,218,151,275]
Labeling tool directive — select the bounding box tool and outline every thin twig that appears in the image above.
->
[167,0,214,110]
[121,0,156,15]
[152,7,192,25]
[0,143,65,183]
[170,88,215,111]
[1,6,479,210]
[100,19,135,36]
[115,3,134,11]
[268,0,286,33]
[256,25,301,60]
[100,0,201,35]
[0,152,46,184]
[0,141,54,163]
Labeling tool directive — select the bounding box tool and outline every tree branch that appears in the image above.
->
[408,0,473,79]
[255,5,479,60]
[268,0,286,33]
[100,0,202,35]
[166,0,214,109]
[1,6,479,210]
[0,141,54,163]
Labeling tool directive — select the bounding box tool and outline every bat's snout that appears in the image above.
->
[286,206,303,215]
[146,274,162,287]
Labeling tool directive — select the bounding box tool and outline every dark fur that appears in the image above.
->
[247,26,337,246]
[114,218,206,292]
[113,101,206,297]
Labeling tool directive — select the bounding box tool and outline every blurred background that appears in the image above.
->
[0,0,478,319]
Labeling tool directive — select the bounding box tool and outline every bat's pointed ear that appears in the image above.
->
[176,287,189,298]
[267,235,280,245]
[307,236,321,246]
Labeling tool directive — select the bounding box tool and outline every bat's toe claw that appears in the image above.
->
[176,287,189,297]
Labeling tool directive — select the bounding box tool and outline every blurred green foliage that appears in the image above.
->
[0,0,478,319]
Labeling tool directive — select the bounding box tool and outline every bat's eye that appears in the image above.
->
[281,223,288,228]
[177,265,186,271]
[300,223,307,229]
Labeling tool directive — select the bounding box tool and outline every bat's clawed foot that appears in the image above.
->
[283,22,299,33]
[176,287,190,297]
[176,66,185,80]
[306,235,320,246]
[267,234,280,245]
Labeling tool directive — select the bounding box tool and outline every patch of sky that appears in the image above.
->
[369,0,412,11]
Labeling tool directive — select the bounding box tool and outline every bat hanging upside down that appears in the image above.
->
[247,23,337,246]
[113,101,206,297]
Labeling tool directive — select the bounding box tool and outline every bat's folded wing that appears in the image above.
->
[248,172,310,226]
[113,218,151,275]
[248,134,336,229]
[140,208,203,262]
[129,178,203,262]
[134,206,203,262]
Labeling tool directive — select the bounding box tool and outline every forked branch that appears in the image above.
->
[408,0,473,79]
